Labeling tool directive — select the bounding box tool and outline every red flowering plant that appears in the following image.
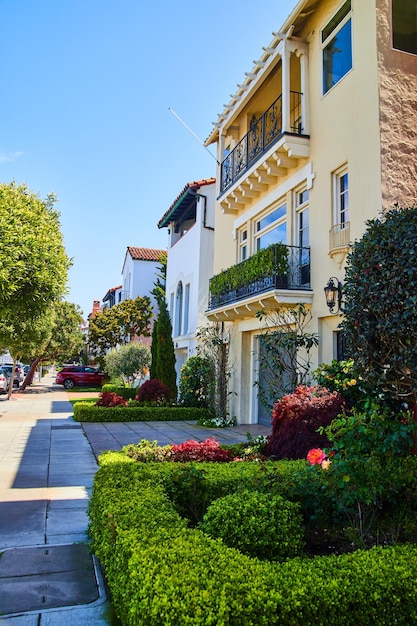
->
[95,391,128,407]
[264,385,347,460]
[169,437,233,462]
[135,378,172,405]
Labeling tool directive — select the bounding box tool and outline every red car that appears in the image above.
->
[56,366,106,389]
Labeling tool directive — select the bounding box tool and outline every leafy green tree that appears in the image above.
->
[0,182,71,396]
[0,182,70,319]
[340,206,417,407]
[104,342,151,386]
[88,296,153,357]
[154,298,177,399]
[0,301,84,395]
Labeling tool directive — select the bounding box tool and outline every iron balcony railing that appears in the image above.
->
[208,245,310,310]
[220,91,304,193]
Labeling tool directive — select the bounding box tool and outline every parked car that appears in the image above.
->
[0,367,10,394]
[55,366,106,389]
[2,364,21,388]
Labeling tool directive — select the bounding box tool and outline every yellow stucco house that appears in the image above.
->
[204,0,417,425]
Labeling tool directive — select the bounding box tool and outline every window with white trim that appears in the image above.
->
[333,168,349,228]
[393,0,417,55]
[296,193,309,248]
[255,203,287,252]
[322,1,352,94]
[239,229,248,261]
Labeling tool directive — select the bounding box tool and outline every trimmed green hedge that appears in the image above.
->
[101,385,138,400]
[73,402,212,422]
[88,456,417,625]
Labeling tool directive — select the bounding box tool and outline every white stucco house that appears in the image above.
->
[121,246,166,314]
[157,179,216,383]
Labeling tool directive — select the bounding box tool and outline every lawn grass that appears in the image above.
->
[69,397,98,406]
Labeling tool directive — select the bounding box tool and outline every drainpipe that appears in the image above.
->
[197,193,214,231]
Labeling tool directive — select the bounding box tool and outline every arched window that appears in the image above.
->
[175,282,183,336]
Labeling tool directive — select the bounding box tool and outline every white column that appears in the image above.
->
[299,50,310,135]
[281,40,291,133]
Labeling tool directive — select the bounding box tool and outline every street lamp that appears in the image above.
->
[324,277,343,314]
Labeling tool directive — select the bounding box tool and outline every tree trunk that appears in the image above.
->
[19,359,41,392]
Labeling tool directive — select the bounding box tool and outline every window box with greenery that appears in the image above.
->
[209,243,290,307]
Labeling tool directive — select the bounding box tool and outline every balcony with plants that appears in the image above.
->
[207,243,312,319]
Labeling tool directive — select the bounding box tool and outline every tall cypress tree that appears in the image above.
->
[155,297,177,399]
[149,319,158,380]
[149,253,177,398]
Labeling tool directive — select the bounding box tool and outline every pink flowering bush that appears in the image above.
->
[264,385,347,460]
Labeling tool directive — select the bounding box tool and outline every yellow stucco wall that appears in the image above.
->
[210,0,417,424]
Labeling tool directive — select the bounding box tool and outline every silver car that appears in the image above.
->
[0,367,11,394]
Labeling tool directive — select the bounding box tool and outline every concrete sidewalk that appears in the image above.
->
[0,375,271,624]
[0,379,110,625]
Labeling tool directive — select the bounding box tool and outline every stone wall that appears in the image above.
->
[377,0,417,210]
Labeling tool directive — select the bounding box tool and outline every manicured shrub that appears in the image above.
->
[199,490,304,561]
[264,384,347,460]
[88,458,417,625]
[95,391,128,407]
[73,402,212,422]
[122,439,171,462]
[101,384,137,400]
[135,378,171,403]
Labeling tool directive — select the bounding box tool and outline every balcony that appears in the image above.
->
[218,93,310,213]
[207,244,312,320]
[329,222,350,267]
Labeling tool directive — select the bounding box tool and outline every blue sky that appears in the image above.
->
[0,0,296,318]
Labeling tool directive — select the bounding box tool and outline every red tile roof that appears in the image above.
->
[158,178,216,228]
[127,246,166,261]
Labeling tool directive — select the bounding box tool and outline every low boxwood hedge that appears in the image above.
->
[73,402,212,423]
[88,455,417,625]
[101,385,138,400]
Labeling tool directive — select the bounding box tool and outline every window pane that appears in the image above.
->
[393,0,417,54]
[323,19,352,93]
[339,173,349,224]
[322,0,351,43]
[297,189,309,206]
[256,223,287,250]
[298,209,309,247]
[256,205,286,232]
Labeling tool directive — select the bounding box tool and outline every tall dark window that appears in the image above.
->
[322,1,352,94]
[393,0,417,55]
[335,331,347,361]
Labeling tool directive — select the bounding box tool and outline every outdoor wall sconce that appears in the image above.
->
[324,277,343,314]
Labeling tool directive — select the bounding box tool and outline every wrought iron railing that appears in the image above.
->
[208,245,310,310]
[220,91,304,193]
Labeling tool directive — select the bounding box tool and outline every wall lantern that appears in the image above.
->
[324,277,343,314]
